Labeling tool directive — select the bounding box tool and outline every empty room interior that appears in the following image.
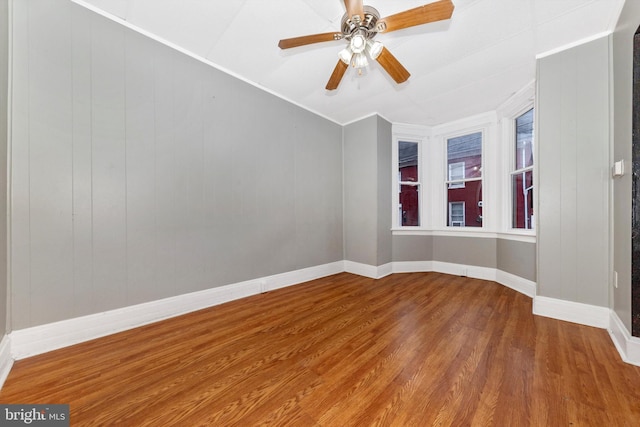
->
[1,0,640,425]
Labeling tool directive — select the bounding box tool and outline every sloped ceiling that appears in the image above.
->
[73,0,624,126]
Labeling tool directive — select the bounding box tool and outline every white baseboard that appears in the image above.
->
[0,335,13,389]
[264,261,344,291]
[344,260,392,279]
[391,260,536,298]
[377,262,393,278]
[533,295,610,329]
[431,261,496,282]
[495,270,537,298]
[392,261,433,273]
[10,261,344,360]
[609,310,640,367]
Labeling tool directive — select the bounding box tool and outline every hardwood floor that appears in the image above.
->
[2,272,640,426]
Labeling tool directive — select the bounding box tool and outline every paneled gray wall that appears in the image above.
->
[537,36,610,307]
[343,115,392,267]
[0,0,8,334]
[344,116,378,265]
[376,117,392,266]
[612,2,640,331]
[10,0,343,330]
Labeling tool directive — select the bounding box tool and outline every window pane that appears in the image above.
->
[399,141,419,226]
[448,162,465,188]
[515,109,534,170]
[512,170,534,229]
[400,184,420,226]
[447,180,482,227]
[399,141,418,182]
[447,132,482,180]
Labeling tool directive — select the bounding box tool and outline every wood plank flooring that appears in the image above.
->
[2,272,640,426]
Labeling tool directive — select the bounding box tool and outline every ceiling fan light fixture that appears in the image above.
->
[352,52,369,70]
[366,40,384,60]
[338,46,354,65]
[350,33,367,54]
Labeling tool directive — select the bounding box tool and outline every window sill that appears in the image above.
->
[391,228,536,243]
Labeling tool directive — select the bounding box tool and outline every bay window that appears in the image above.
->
[392,97,534,237]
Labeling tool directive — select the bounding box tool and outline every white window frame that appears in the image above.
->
[510,107,534,230]
[494,81,536,239]
[392,125,428,229]
[443,129,485,229]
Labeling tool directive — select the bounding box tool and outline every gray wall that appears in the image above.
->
[376,117,392,266]
[9,0,343,330]
[497,239,536,282]
[392,235,536,282]
[0,0,8,334]
[536,36,611,306]
[343,115,392,267]
[344,116,378,266]
[392,235,433,262]
[432,236,497,268]
[612,1,640,331]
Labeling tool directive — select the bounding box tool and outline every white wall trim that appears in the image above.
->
[9,261,344,360]
[430,261,496,281]
[344,260,392,279]
[0,335,13,389]
[377,262,393,278]
[264,261,344,291]
[391,229,536,243]
[342,112,393,127]
[495,269,537,298]
[344,260,377,278]
[432,111,498,136]
[392,260,433,273]
[536,31,612,59]
[532,296,610,329]
[609,310,640,367]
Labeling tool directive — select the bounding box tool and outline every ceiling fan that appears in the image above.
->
[278,0,455,90]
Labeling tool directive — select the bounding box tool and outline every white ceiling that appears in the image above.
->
[74,0,624,126]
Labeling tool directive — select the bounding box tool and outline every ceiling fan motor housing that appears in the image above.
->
[341,5,380,41]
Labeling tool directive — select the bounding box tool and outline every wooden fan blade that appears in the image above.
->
[344,0,364,21]
[278,32,342,49]
[375,47,410,84]
[376,0,454,34]
[326,60,349,90]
